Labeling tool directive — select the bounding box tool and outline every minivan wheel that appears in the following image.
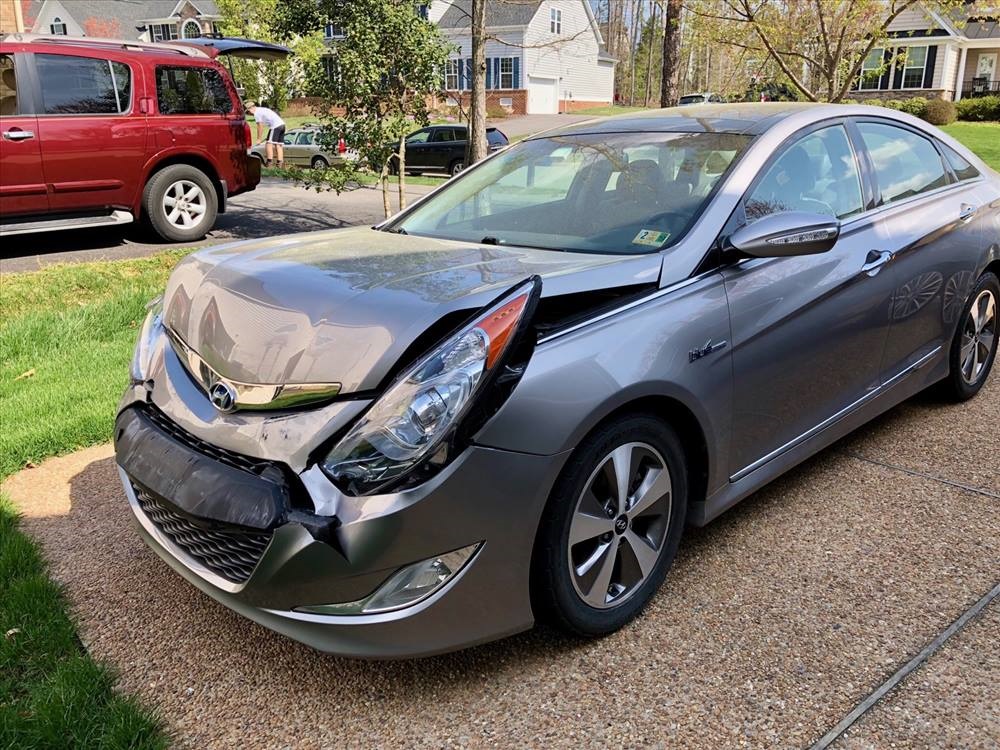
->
[143,164,218,243]
[532,415,687,637]
[449,159,464,176]
[941,272,998,401]
[311,155,329,169]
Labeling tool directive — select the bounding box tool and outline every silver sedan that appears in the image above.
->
[249,126,357,168]
[119,104,999,658]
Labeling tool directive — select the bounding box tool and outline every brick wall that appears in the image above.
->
[560,99,609,112]
[851,89,949,101]
[0,0,24,33]
[443,89,528,115]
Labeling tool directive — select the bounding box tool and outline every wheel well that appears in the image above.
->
[986,259,1000,281]
[145,155,224,213]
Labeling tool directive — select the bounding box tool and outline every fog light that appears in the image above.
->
[294,543,481,616]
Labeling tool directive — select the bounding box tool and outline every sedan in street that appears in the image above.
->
[117,103,999,658]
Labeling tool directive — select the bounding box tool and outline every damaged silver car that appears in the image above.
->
[117,104,1000,658]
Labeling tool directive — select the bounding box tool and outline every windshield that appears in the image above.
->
[390,131,751,254]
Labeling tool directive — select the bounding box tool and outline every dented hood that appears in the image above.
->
[162,226,660,393]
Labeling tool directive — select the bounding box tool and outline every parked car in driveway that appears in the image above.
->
[679,92,724,105]
[250,125,358,168]
[116,103,1000,658]
[0,34,283,242]
[392,124,509,176]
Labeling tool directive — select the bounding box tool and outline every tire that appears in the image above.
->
[532,414,688,637]
[449,159,464,176]
[940,271,999,401]
[143,164,218,243]
[311,155,329,169]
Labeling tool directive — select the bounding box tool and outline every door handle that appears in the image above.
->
[861,249,894,277]
[3,129,35,141]
[959,203,978,222]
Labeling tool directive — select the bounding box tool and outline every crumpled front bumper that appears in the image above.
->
[115,395,569,659]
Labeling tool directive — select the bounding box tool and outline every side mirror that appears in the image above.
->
[729,211,840,258]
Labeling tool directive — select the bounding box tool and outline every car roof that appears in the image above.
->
[535,102,844,138]
[1,33,216,62]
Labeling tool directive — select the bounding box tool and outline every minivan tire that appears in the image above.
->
[532,414,687,638]
[143,164,218,243]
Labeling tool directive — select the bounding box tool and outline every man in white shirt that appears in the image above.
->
[246,101,286,167]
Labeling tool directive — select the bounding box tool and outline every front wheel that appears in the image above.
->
[940,271,998,401]
[532,415,687,637]
[142,164,218,243]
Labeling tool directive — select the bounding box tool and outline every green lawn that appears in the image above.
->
[942,122,1000,171]
[569,104,653,116]
[0,254,186,749]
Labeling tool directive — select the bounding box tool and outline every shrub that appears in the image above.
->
[840,98,860,105]
[956,95,1000,122]
[923,97,957,125]
[485,103,509,119]
[899,96,928,118]
[883,99,904,110]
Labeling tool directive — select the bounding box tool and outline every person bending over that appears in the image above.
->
[246,101,285,167]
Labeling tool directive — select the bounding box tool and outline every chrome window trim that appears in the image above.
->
[165,326,342,410]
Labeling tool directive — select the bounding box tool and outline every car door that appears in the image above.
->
[723,121,901,480]
[32,50,147,213]
[425,126,459,171]
[851,119,989,382]
[281,129,304,165]
[404,127,433,169]
[0,51,49,217]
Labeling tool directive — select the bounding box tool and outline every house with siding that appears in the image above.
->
[23,0,221,43]
[430,0,615,114]
[850,1,1000,101]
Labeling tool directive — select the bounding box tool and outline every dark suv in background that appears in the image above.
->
[0,34,267,242]
[393,124,509,176]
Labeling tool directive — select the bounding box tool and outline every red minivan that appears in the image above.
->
[0,34,271,242]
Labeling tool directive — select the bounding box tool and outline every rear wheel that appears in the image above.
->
[449,159,464,176]
[143,164,217,243]
[311,155,329,169]
[532,415,687,637]
[940,272,998,401]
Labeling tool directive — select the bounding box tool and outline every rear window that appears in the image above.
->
[940,142,981,182]
[36,54,131,115]
[156,65,233,115]
[487,130,507,145]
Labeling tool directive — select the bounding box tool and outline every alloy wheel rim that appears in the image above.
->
[960,289,997,385]
[567,442,672,610]
[162,180,207,229]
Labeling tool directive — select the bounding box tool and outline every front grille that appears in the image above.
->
[134,485,272,584]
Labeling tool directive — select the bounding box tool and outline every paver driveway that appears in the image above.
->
[5,378,997,749]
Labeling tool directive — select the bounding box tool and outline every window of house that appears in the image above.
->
[151,23,178,41]
[325,23,345,39]
[36,54,131,114]
[417,3,429,20]
[181,19,202,39]
[50,16,67,35]
[857,122,948,204]
[901,46,927,88]
[859,47,884,90]
[445,59,459,91]
[745,125,864,222]
[499,57,514,89]
[155,65,233,114]
[550,8,562,33]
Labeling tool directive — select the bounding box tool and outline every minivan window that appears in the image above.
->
[746,125,863,222]
[940,143,980,182]
[857,122,948,205]
[391,132,751,255]
[0,55,16,116]
[36,54,131,115]
[156,66,233,115]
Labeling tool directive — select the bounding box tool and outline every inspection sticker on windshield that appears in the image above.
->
[632,229,670,247]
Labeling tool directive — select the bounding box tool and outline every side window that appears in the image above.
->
[940,142,980,182]
[36,54,131,115]
[433,128,456,143]
[296,131,314,145]
[406,128,431,144]
[745,125,864,222]
[155,66,234,115]
[857,122,948,204]
[0,55,16,116]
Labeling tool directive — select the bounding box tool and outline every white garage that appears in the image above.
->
[527,76,559,114]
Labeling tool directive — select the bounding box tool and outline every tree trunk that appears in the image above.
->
[380,157,391,218]
[397,134,407,212]
[644,1,657,106]
[466,0,488,168]
[659,0,682,107]
[629,0,642,106]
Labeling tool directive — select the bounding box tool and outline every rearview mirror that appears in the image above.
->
[729,211,840,258]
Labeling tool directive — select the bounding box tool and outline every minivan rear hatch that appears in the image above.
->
[173,37,292,61]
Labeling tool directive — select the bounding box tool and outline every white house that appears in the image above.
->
[24,0,221,43]
[431,0,616,114]
[851,2,1000,101]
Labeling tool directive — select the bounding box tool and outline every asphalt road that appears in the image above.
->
[5,377,997,748]
[1,178,436,273]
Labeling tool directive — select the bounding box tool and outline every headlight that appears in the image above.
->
[322,277,540,495]
[130,296,163,382]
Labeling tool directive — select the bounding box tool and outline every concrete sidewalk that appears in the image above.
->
[5,377,997,748]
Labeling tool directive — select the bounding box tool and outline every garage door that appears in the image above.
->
[527,76,558,114]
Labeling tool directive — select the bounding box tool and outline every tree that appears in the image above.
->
[687,0,966,103]
[466,0,488,168]
[660,0,682,106]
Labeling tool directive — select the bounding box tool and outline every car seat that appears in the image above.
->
[0,67,16,116]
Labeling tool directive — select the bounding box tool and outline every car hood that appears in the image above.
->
[162,226,661,394]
